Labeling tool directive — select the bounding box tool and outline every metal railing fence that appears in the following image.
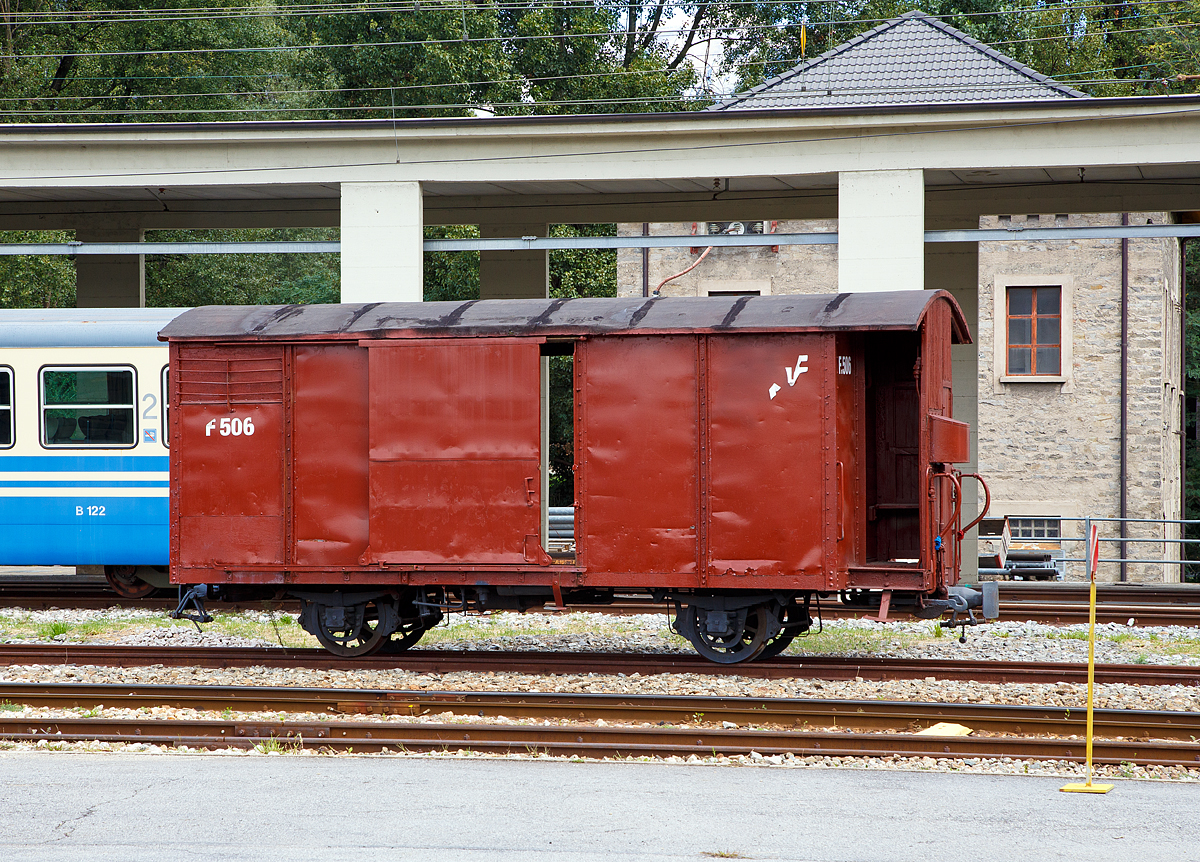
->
[1056,516,1200,582]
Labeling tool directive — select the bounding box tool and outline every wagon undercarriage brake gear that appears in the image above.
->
[757,596,816,660]
[170,584,214,631]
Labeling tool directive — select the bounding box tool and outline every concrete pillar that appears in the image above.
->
[75,229,144,308]
[340,181,423,303]
[480,222,548,299]
[926,214,981,580]
[838,169,924,293]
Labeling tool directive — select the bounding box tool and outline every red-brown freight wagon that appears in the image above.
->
[160,291,996,662]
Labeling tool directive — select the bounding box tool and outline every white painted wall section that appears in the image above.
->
[340,181,423,303]
[838,169,924,293]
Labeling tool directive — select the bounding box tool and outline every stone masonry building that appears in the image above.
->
[616,13,1185,582]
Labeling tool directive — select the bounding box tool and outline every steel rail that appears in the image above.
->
[4,715,1198,767]
[2,683,1198,743]
[1,644,1197,686]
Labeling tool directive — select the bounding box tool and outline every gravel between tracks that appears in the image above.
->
[2,609,1199,780]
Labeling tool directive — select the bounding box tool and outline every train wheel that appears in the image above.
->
[103,565,157,599]
[312,600,389,657]
[680,604,770,664]
[757,603,811,660]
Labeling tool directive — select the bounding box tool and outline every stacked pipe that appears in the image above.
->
[548,507,575,540]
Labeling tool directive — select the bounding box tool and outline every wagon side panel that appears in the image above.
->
[173,344,286,571]
[365,339,543,564]
[291,344,370,567]
[705,333,827,586]
[576,335,699,580]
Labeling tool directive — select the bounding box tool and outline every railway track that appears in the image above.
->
[4,577,1200,625]
[3,682,1198,767]
[3,643,1199,686]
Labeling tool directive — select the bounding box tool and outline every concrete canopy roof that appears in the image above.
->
[0,93,1198,229]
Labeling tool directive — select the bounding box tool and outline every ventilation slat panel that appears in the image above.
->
[177,347,285,405]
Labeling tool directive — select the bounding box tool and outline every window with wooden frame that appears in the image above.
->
[1006,286,1061,376]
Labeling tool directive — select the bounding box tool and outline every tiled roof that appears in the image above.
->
[711,11,1086,110]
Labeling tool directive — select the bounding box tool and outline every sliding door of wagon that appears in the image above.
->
[706,334,828,585]
[576,336,699,581]
[366,339,542,565]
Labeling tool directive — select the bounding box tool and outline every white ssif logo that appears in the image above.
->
[770,354,808,399]
[205,416,256,437]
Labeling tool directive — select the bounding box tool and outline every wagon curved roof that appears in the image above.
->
[159,291,970,344]
[0,307,186,348]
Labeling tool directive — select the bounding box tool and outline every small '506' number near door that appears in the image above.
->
[204,417,256,437]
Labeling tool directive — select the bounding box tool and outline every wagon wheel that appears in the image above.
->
[680,604,770,664]
[312,600,389,658]
[381,610,443,653]
[757,602,811,660]
[103,565,157,600]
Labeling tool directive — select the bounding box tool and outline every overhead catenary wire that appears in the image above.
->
[3,8,1197,62]
[0,73,1188,119]
[0,0,1186,25]
[0,0,1190,29]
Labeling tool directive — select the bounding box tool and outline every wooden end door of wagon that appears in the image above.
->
[365,339,543,565]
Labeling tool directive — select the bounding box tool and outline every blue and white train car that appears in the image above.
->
[0,308,182,595]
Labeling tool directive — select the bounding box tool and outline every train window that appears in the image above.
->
[160,365,169,447]
[0,367,11,448]
[40,366,136,448]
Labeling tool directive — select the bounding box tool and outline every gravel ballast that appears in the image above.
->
[1,608,1198,780]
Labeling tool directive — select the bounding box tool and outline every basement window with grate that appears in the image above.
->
[1009,517,1061,540]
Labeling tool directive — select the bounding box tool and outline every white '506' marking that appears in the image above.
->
[205,417,256,437]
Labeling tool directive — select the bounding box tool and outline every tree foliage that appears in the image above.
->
[0,0,303,122]
[279,0,696,117]
[144,227,339,307]
[0,230,75,308]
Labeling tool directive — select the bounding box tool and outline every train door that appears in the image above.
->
[364,338,545,565]
[864,332,922,564]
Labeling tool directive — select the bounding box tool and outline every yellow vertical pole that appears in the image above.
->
[1062,521,1114,793]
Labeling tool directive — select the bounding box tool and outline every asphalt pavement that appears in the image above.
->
[1,753,1196,861]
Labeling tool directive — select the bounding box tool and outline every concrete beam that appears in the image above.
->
[340,181,423,303]
[479,222,548,300]
[838,169,924,292]
[3,101,1200,196]
[425,189,839,226]
[926,182,1200,220]
[0,198,339,231]
[74,228,143,308]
